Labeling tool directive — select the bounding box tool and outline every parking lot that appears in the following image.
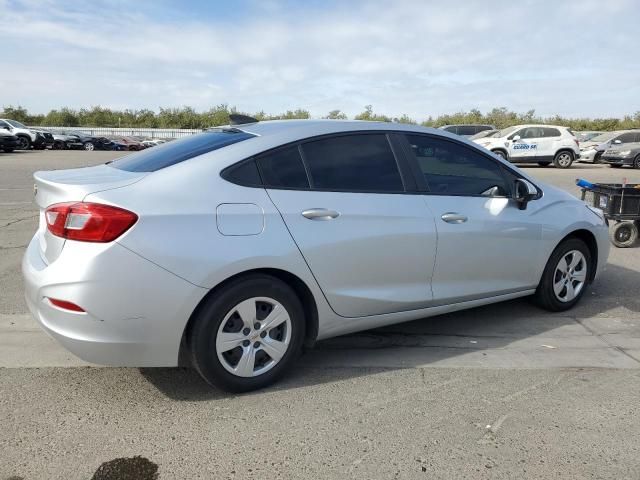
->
[1,150,640,479]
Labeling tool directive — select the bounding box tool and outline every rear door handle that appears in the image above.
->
[302,208,340,220]
[441,212,468,224]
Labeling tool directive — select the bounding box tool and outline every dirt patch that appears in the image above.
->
[91,456,158,480]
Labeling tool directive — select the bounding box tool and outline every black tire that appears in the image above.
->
[53,141,64,150]
[610,164,623,168]
[16,136,31,150]
[553,151,574,169]
[492,150,507,160]
[610,222,638,248]
[533,238,591,311]
[593,151,603,164]
[537,162,551,167]
[188,274,306,392]
[633,154,640,170]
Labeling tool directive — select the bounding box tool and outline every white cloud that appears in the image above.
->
[0,0,638,119]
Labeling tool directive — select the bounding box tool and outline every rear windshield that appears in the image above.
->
[109,129,255,172]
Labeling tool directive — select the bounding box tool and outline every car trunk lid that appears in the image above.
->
[33,164,146,264]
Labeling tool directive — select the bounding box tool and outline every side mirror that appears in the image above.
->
[512,135,521,141]
[0,125,10,130]
[613,139,622,145]
[513,178,537,210]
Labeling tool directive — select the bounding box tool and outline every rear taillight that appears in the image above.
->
[47,298,85,312]
[45,202,138,242]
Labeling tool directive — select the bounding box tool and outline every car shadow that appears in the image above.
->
[139,262,639,401]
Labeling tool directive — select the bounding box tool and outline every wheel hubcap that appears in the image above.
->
[18,138,28,149]
[553,250,587,302]
[557,154,571,167]
[615,226,632,243]
[216,297,292,378]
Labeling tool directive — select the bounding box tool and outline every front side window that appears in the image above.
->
[405,135,508,196]
[256,146,309,189]
[617,132,636,143]
[301,134,404,192]
[110,129,255,172]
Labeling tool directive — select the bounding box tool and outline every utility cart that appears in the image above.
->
[580,182,640,247]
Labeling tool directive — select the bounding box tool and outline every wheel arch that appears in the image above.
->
[558,229,598,282]
[491,148,508,159]
[554,148,576,159]
[178,267,319,366]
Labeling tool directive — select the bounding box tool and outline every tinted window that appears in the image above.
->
[405,135,508,196]
[457,125,476,136]
[0,120,10,128]
[520,127,544,139]
[301,134,403,192]
[543,128,561,137]
[110,129,255,172]
[617,133,636,143]
[222,159,262,187]
[476,125,493,133]
[442,126,458,133]
[256,146,309,189]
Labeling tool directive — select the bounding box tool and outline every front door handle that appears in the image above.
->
[302,208,340,220]
[441,212,468,224]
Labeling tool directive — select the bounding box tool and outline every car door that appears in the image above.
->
[536,127,563,161]
[261,133,438,318]
[507,127,541,161]
[401,134,543,304]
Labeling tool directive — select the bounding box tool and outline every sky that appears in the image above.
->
[0,0,638,120]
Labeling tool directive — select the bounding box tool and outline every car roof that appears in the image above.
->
[231,119,436,137]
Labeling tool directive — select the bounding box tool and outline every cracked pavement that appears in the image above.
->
[1,150,639,479]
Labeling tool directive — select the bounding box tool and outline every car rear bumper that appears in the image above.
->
[22,235,206,366]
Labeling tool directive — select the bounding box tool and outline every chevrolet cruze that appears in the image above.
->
[23,119,609,392]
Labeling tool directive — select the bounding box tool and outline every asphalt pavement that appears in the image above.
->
[1,150,639,479]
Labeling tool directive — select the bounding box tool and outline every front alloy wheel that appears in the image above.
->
[552,250,587,302]
[534,238,591,311]
[17,136,31,150]
[84,142,95,151]
[553,151,574,168]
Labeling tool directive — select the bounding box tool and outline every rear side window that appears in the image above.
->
[543,128,561,137]
[256,146,309,189]
[301,134,403,192]
[405,134,508,196]
[110,129,255,172]
[456,125,476,136]
[442,126,457,134]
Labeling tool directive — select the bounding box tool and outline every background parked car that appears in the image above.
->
[0,128,19,152]
[52,133,84,150]
[439,124,496,137]
[601,142,640,169]
[473,124,580,168]
[579,130,640,163]
[0,118,40,150]
[111,136,146,151]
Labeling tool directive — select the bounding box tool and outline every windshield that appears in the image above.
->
[110,129,256,172]
[588,132,618,143]
[470,130,499,140]
[497,126,519,138]
[6,119,27,129]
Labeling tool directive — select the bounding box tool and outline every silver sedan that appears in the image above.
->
[23,119,609,391]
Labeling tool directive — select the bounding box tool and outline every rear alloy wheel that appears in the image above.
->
[553,151,574,168]
[189,274,305,392]
[534,238,591,311]
[610,222,638,248]
[634,154,640,169]
[492,150,507,160]
[538,162,551,167]
[84,142,95,151]
[17,136,31,150]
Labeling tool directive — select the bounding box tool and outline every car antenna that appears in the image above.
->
[229,114,259,125]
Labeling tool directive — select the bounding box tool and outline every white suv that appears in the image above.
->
[0,118,38,149]
[473,124,580,168]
